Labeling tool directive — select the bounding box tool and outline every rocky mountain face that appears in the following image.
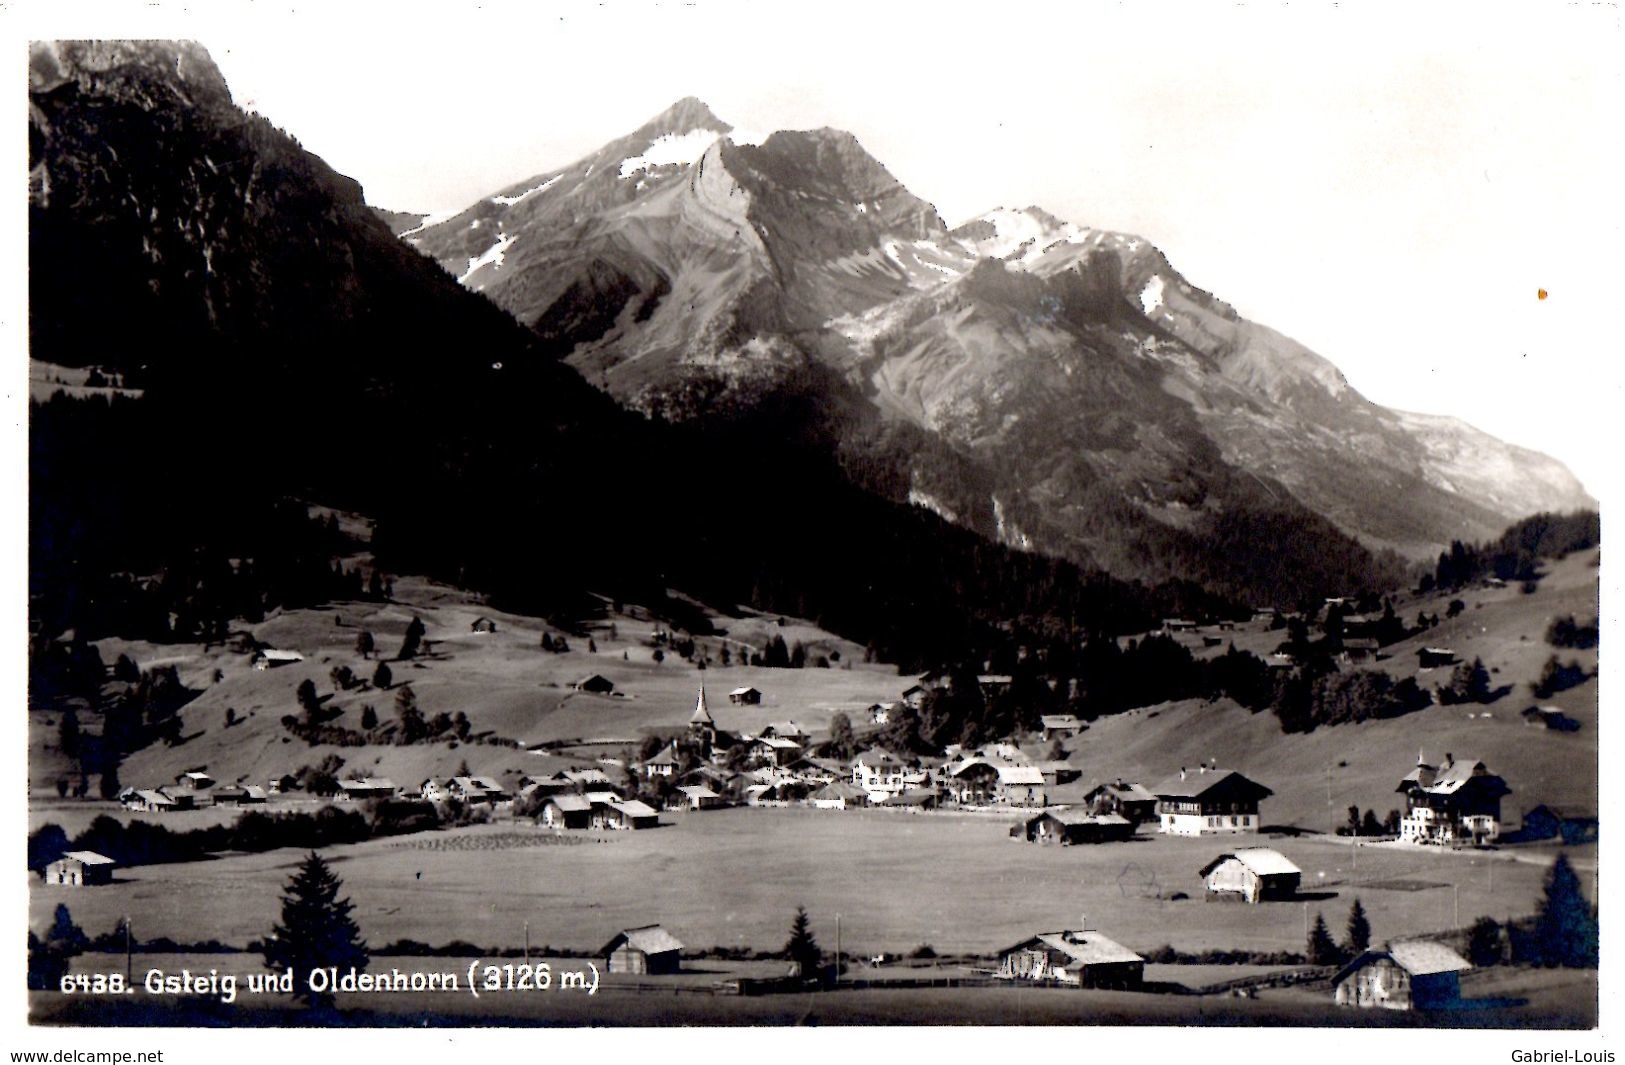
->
[403,100,1594,587]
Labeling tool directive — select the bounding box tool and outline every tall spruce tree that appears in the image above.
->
[263,852,369,1009]
[1307,913,1340,966]
[1344,898,1371,956]
[1533,854,1598,967]
[785,905,821,978]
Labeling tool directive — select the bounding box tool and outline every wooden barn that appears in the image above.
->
[1015,810,1135,845]
[1083,779,1158,823]
[728,686,763,706]
[1199,847,1302,902]
[43,851,115,887]
[674,784,723,811]
[470,617,498,633]
[997,929,1144,989]
[1333,941,1471,1010]
[597,798,659,830]
[541,794,592,829]
[602,925,684,975]
[1417,647,1458,669]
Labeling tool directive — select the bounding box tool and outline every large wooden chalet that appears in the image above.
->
[1333,941,1472,1010]
[1152,767,1273,836]
[997,929,1144,989]
[1014,810,1135,845]
[1083,779,1158,823]
[1396,751,1510,845]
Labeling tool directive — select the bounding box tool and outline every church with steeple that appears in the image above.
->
[688,681,716,755]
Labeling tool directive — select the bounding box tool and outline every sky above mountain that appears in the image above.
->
[9,0,1622,498]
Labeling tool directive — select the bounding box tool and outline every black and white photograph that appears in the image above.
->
[9,0,1617,1053]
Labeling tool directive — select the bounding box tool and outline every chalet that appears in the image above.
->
[1333,942,1471,1010]
[997,929,1144,989]
[339,778,399,802]
[602,925,683,975]
[997,765,1047,807]
[900,685,927,710]
[541,794,593,829]
[812,780,869,810]
[1417,647,1458,669]
[1340,638,1381,665]
[868,702,896,726]
[688,686,716,751]
[252,648,304,670]
[886,788,940,811]
[1521,805,1598,845]
[123,789,176,814]
[1014,810,1134,845]
[573,674,615,695]
[1037,761,1081,787]
[1162,618,1197,633]
[562,768,613,790]
[1199,848,1302,902]
[157,787,197,811]
[761,721,809,746]
[977,674,1014,699]
[752,736,803,767]
[728,687,763,706]
[596,798,659,830]
[674,784,723,811]
[644,743,681,779]
[1521,705,1580,732]
[1040,715,1082,741]
[1083,779,1158,824]
[448,776,510,805]
[419,778,451,803]
[943,758,1000,805]
[1396,752,1509,845]
[173,771,215,791]
[1152,767,1273,836]
[515,773,572,797]
[211,784,268,805]
[44,851,116,887]
[852,749,910,799]
[470,617,498,633]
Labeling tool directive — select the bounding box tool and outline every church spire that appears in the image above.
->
[691,682,713,724]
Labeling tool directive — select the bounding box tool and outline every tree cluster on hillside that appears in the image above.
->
[1532,655,1592,699]
[1427,511,1599,592]
[1546,615,1599,651]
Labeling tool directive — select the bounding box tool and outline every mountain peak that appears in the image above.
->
[641,96,730,137]
[30,39,234,115]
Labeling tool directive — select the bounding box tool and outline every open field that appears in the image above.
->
[29,808,1588,960]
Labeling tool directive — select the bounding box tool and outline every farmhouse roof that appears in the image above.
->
[1005,931,1142,967]
[766,720,807,735]
[547,795,592,812]
[1037,810,1131,827]
[611,799,658,818]
[730,687,762,697]
[134,790,175,806]
[563,769,611,785]
[647,743,681,766]
[854,748,900,767]
[1151,769,1273,802]
[814,780,868,801]
[601,925,684,957]
[996,765,1046,786]
[676,785,719,800]
[1199,847,1301,878]
[257,648,304,663]
[60,851,115,866]
[755,736,802,750]
[1334,942,1471,986]
[1040,715,1081,730]
[1086,780,1157,803]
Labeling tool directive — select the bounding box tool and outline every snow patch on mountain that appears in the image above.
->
[491,174,561,206]
[399,208,462,237]
[459,229,515,286]
[620,128,724,178]
[1139,275,1166,316]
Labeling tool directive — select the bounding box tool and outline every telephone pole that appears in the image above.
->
[835,914,842,988]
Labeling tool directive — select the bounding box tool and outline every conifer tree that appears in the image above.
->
[1307,913,1340,966]
[785,905,821,978]
[263,852,369,1010]
[1344,898,1371,956]
[1533,854,1598,967]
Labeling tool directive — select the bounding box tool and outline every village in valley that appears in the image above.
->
[26,523,1600,1025]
